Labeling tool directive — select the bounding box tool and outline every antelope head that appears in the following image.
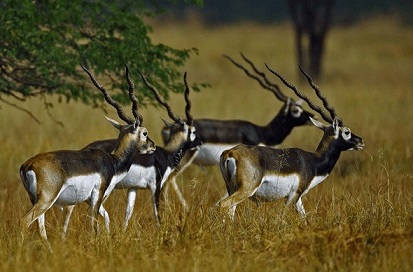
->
[265,64,365,153]
[223,52,315,126]
[81,64,156,155]
[139,71,201,152]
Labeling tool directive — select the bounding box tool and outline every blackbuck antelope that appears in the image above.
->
[162,53,314,209]
[19,65,156,241]
[218,65,365,220]
[82,72,202,231]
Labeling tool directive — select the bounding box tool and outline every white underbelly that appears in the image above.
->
[116,165,157,189]
[55,173,101,206]
[193,143,236,166]
[253,174,329,202]
[253,174,300,201]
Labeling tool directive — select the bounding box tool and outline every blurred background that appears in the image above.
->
[161,0,412,24]
[1,1,413,270]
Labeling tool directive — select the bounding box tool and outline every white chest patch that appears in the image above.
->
[102,172,129,203]
[301,175,328,196]
[55,173,101,206]
[253,174,300,201]
[193,143,236,166]
[115,165,157,189]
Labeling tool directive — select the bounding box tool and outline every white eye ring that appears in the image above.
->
[189,128,197,141]
[342,128,351,140]
[291,107,302,118]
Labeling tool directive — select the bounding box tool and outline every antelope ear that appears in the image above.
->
[284,98,291,115]
[332,117,340,134]
[310,117,327,130]
[295,99,304,106]
[105,116,122,130]
[182,121,189,132]
[178,118,186,127]
[134,117,141,129]
[161,118,173,128]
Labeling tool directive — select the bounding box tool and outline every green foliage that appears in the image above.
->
[0,0,206,113]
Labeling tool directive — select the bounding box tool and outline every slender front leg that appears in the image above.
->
[37,213,48,241]
[214,192,229,207]
[62,205,75,240]
[219,170,262,220]
[228,205,237,221]
[20,200,55,252]
[152,185,162,227]
[98,205,110,233]
[20,199,56,238]
[123,189,137,232]
[295,197,306,218]
[219,188,256,220]
[284,193,307,223]
[170,177,188,212]
[37,213,53,252]
[168,150,198,212]
[90,183,104,235]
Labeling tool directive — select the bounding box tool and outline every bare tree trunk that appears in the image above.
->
[295,28,306,72]
[287,0,335,81]
[309,34,323,79]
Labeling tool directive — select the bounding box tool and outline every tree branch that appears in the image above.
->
[0,96,41,124]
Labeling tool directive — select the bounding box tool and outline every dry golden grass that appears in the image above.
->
[1,17,413,271]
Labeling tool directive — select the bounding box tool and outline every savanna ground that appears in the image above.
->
[1,16,412,271]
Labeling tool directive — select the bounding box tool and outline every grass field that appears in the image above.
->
[1,17,413,271]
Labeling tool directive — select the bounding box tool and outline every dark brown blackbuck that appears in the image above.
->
[218,65,365,220]
[19,65,156,242]
[82,72,202,231]
[162,53,315,210]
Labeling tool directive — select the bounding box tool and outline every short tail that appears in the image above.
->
[219,151,237,194]
[20,167,37,205]
[225,158,236,181]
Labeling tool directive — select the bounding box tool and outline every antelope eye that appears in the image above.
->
[291,107,301,117]
[342,128,351,140]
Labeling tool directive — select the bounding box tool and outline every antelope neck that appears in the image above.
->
[111,141,137,174]
[313,138,343,176]
[171,140,198,168]
[259,114,294,146]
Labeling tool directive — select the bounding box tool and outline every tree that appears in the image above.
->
[0,0,205,122]
[287,0,336,81]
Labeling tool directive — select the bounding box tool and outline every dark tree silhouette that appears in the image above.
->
[287,0,336,80]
